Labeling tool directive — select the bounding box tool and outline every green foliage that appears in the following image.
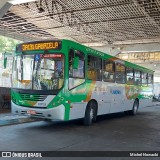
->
[0,35,22,53]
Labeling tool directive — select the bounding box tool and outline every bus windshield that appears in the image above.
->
[12,53,64,90]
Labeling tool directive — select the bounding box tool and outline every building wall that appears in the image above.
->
[0,87,11,110]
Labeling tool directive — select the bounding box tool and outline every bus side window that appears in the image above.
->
[103,60,115,82]
[134,70,141,85]
[142,72,148,85]
[69,49,74,77]
[87,55,102,81]
[126,67,134,85]
[68,49,85,89]
[69,49,85,78]
[115,63,125,84]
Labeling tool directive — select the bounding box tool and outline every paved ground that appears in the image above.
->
[0,102,160,160]
[0,113,38,126]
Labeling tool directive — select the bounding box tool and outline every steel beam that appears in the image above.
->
[0,1,12,18]
[93,42,160,56]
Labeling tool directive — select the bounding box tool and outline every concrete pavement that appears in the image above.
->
[0,113,38,126]
[0,103,160,160]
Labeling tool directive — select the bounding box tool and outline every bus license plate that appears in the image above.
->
[27,110,36,115]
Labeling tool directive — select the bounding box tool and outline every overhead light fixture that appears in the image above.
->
[10,0,38,5]
[82,42,106,47]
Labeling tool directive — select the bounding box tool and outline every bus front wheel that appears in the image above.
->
[84,101,97,126]
[129,100,139,115]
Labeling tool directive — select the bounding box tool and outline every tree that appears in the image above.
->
[0,35,22,53]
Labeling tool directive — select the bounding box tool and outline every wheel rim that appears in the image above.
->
[90,107,94,120]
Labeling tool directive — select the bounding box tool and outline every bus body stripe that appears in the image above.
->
[84,81,96,102]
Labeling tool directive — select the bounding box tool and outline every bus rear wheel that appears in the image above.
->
[84,101,97,126]
[129,100,139,115]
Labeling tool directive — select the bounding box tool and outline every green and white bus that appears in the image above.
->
[11,39,154,125]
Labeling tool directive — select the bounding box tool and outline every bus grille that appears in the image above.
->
[19,94,47,101]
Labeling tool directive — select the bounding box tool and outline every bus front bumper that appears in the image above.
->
[11,102,65,120]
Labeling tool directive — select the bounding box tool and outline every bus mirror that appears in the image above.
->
[73,56,79,69]
[4,57,7,69]
[3,52,7,69]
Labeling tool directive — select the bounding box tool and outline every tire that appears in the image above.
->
[84,101,97,126]
[44,119,52,122]
[124,111,129,115]
[129,100,139,115]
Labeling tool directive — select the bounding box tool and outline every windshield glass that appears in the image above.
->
[12,53,64,90]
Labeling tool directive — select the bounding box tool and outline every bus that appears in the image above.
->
[11,39,154,125]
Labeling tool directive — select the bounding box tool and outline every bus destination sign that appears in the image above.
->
[17,41,61,52]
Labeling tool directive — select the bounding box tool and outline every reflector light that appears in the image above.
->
[10,0,38,5]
